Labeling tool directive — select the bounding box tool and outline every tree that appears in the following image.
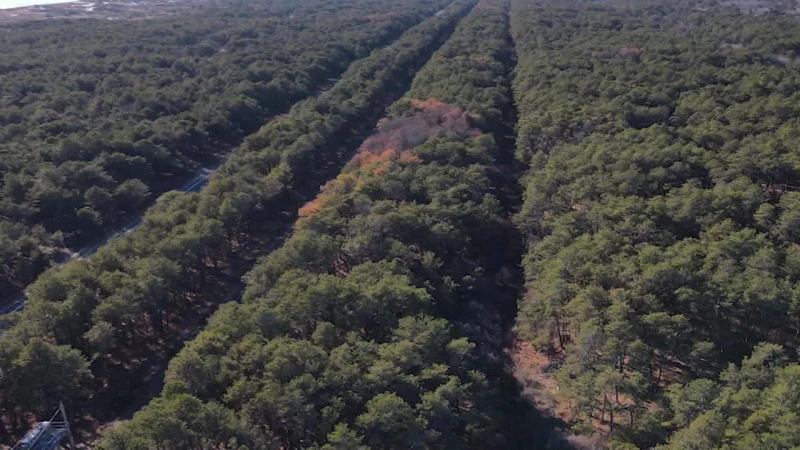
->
[667,379,720,428]
[322,424,367,450]
[356,393,427,450]
[0,339,92,418]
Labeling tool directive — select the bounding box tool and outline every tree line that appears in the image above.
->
[0,0,458,436]
[0,0,432,296]
[94,2,528,448]
[510,0,800,447]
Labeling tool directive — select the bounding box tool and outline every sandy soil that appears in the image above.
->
[508,338,609,450]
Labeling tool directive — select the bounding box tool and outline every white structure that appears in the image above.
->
[13,403,76,450]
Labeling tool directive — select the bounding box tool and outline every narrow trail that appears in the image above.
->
[474,8,579,449]
[496,8,605,448]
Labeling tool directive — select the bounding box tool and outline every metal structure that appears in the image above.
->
[12,403,76,450]
[0,299,24,315]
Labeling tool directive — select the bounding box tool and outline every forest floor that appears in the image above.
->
[507,340,608,449]
[509,341,569,422]
[495,23,607,450]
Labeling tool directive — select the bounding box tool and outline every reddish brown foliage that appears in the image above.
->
[592,50,617,59]
[298,173,360,220]
[298,99,480,223]
[398,150,422,164]
[619,46,646,56]
[298,198,323,219]
[353,98,480,171]
[475,3,504,12]
[509,339,570,421]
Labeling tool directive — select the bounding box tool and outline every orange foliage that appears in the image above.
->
[298,99,481,225]
[298,198,323,218]
[297,173,361,223]
[398,151,422,164]
[352,148,398,168]
[409,98,482,125]
[349,98,481,180]
[372,166,391,177]
[475,3,504,12]
[619,46,646,56]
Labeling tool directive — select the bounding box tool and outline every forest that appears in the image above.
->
[0,0,458,435]
[3,0,800,448]
[0,0,440,296]
[94,4,524,447]
[512,0,800,448]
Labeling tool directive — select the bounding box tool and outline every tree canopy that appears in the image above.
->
[0,0,440,295]
[0,0,460,434]
[94,3,525,448]
[5,0,800,447]
[511,0,800,447]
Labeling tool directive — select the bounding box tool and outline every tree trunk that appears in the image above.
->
[600,394,607,422]
[555,315,566,350]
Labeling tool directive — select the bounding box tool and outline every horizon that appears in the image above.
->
[0,0,74,9]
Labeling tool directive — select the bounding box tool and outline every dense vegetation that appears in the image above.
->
[511,0,800,447]
[0,0,460,433]
[94,3,526,448]
[0,0,432,296]
[6,0,800,447]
